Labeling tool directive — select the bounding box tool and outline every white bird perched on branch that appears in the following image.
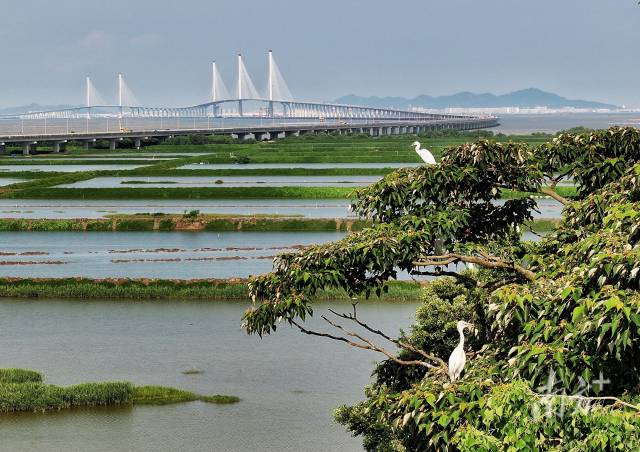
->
[412,141,437,165]
[448,320,474,382]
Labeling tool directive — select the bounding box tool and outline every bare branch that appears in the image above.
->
[321,315,439,369]
[327,307,447,368]
[535,393,640,413]
[291,319,439,369]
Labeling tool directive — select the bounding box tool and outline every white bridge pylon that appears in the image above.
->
[17,50,472,122]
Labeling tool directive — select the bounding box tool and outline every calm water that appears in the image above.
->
[0,178,24,186]
[0,199,355,218]
[59,176,380,189]
[0,231,346,279]
[0,197,561,220]
[0,230,543,279]
[0,299,420,452]
[181,163,423,170]
[0,164,147,172]
[494,112,640,134]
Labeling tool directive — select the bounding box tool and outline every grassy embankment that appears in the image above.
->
[0,278,423,301]
[0,368,239,414]
[0,214,559,233]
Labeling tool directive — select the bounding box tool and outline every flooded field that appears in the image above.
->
[0,231,346,278]
[0,164,148,172]
[58,176,380,188]
[180,163,422,170]
[0,299,419,452]
[0,178,24,186]
[0,199,355,218]
[0,198,561,219]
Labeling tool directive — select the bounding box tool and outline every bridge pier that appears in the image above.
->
[52,141,64,153]
[23,142,31,156]
[0,143,5,154]
[83,140,92,151]
[109,139,118,151]
[255,132,271,141]
[134,138,142,150]
[284,131,299,138]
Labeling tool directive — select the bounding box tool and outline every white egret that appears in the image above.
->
[448,320,474,382]
[412,141,437,165]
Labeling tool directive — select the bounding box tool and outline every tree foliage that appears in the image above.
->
[244,127,640,450]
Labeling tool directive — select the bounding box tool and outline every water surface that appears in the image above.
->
[0,199,354,219]
[59,176,380,188]
[181,163,422,170]
[0,164,147,172]
[0,299,419,452]
[0,231,346,279]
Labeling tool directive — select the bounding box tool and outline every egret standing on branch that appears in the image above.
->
[412,141,437,165]
[448,320,474,382]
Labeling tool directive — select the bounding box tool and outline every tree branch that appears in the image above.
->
[535,393,640,413]
[327,306,447,368]
[410,269,477,289]
[414,253,535,281]
[539,186,569,206]
[290,317,440,370]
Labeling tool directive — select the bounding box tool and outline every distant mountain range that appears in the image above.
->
[334,88,619,110]
[0,88,620,114]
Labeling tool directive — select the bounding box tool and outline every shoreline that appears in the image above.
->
[0,215,560,232]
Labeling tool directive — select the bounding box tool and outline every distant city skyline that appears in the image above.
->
[1,0,639,108]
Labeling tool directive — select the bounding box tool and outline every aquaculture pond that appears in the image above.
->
[0,199,355,219]
[0,178,25,186]
[58,176,381,189]
[0,299,420,452]
[180,163,423,170]
[0,231,542,280]
[0,198,562,219]
[0,231,346,279]
[0,164,148,172]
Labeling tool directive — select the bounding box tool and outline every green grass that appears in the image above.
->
[0,278,424,301]
[200,394,241,404]
[0,380,133,413]
[526,218,561,232]
[0,369,43,384]
[114,219,155,231]
[133,386,239,405]
[0,369,239,413]
[0,186,356,199]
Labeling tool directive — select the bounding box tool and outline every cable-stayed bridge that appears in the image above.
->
[0,51,498,153]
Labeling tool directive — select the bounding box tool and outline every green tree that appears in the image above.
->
[243,127,640,450]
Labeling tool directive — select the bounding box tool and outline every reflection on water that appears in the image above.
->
[0,299,420,452]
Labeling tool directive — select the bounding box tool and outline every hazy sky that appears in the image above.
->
[1,0,639,107]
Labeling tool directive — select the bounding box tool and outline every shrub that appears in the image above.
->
[115,220,154,231]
